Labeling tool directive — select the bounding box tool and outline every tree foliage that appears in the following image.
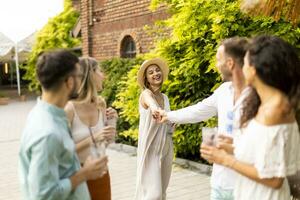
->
[100,57,144,107]
[23,0,80,91]
[100,58,144,145]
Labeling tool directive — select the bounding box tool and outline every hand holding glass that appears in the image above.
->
[90,142,106,158]
[89,127,106,158]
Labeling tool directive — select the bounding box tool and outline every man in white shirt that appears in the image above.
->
[156,37,250,200]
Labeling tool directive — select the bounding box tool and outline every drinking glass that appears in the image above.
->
[90,142,106,159]
[202,127,218,146]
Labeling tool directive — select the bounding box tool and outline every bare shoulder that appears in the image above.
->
[64,101,75,122]
[141,89,152,96]
[257,106,295,125]
[140,89,154,101]
[96,96,107,110]
[140,89,153,109]
[64,101,73,113]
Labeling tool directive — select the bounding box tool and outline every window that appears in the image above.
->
[120,35,136,58]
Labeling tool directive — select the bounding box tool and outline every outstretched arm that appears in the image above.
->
[162,91,218,124]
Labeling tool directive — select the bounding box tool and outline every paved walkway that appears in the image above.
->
[0,99,210,200]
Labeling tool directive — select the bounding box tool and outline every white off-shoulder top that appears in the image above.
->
[234,119,300,200]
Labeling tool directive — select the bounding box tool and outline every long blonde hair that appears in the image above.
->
[76,57,106,109]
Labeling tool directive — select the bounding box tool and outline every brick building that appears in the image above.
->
[72,0,169,60]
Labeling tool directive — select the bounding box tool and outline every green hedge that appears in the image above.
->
[100,57,144,107]
[110,0,300,161]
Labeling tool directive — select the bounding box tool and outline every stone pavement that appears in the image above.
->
[0,99,210,200]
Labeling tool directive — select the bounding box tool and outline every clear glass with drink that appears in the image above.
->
[202,127,218,146]
[90,142,106,159]
[89,126,106,158]
[104,114,117,144]
[107,118,117,128]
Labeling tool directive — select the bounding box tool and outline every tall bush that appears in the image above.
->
[113,64,141,145]
[113,0,300,160]
[100,57,144,144]
[100,57,144,107]
[23,0,80,91]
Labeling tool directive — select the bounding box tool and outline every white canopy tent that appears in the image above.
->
[0,32,35,95]
[0,32,15,62]
[17,33,35,63]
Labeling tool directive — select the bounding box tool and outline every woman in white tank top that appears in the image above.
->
[65,57,117,200]
[135,58,175,200]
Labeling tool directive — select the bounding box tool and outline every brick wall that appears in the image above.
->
[79,0,170,60]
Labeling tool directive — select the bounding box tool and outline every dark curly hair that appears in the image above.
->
[240,35,300,127]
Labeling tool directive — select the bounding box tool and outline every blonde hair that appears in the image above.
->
[76,57,106,109]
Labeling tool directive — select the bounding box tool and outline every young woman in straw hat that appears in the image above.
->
[65,57,118,200]
[135,58,175,200]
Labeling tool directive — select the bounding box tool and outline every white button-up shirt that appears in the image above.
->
[167,81,250,189]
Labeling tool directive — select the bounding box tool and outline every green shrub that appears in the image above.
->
[100,57,144,107]
[113,0,300,161]
[99,57,144,144]
[23,0,80,91]
[112,63,142,145]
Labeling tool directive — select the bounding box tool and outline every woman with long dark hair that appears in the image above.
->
[201,35,300,199]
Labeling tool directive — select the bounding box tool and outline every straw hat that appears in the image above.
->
[137,58,169,88]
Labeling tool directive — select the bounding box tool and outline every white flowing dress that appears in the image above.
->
[135,92,174,200]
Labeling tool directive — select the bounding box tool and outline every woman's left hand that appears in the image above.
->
[200,144,233,166]
[106,107,118,120]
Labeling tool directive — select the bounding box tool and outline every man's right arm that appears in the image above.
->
[166,91,218,124]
